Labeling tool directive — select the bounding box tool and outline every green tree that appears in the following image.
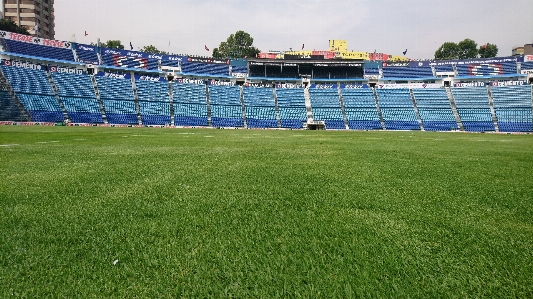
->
[435,42,460,60]
[102,40,124,49]
[0,19,30,35]
[478,43,498,58]
[457,38,478,59]
[212,30,260,59]
[140,45,167,55]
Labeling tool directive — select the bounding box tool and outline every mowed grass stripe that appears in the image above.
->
[1,126,532,297]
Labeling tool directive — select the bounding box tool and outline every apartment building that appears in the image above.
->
[1,0,55,39]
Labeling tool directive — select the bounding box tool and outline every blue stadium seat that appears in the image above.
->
[276,88,306,129]
[243,86,278,129]
[341,88,382,130]
[376,89,420,130]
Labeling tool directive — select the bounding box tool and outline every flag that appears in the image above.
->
[302,44,305,50]
[205,45,210,51]
[402,49,407,55]
[84,31,88,36]
[130,42,133,50]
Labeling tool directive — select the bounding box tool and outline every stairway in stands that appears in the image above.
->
[303,86,314,122]
[372,87,386,130]
[409,89,425,131]
[486,85,500,132]
[46,70,70,123]
[90,75,108,124]
[130,77,143,125]
[445,86,464,131]
[337,85,350,129]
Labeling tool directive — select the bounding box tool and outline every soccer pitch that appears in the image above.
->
[1,126,532,298]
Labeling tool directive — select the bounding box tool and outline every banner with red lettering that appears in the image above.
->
[0,30,72,49]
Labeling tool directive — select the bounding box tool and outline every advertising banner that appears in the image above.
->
[382,62,409,67]
[276,83,304,89]
[175,78,205,85]
[309,84,338,89]
[97,72,132,80]
[162,55,186,63]
[377,83,441,89]
[520,55,533,63]
[244,83,273,88]
[489,80,528,87]
[453,82,486,88]
[134,74,166,82]
[208,80,235,86]
[1,59,44,70]
[340,84,370,89]
[101,47,160,60]
[49,65,84,75]
[429,56,517,67]
[185,57,229,65]
[0,30,71,49]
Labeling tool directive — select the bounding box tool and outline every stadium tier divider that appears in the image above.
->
[1,64,65,122]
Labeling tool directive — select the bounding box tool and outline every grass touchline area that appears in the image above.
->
[1,126,532,298]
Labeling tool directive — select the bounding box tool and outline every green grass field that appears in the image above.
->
[1,126,532,298]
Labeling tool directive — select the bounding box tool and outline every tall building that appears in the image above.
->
[1,0,55,39]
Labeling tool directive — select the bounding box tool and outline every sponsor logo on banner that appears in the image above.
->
[521,70,533,74]
[341,84,369,89]
[232,73,248,78]
[469,64,504,76]
[176,78,205,85]
[490,80,527,87]
[454,82,486,88]
[135,75,163,82]
[49,66,84,75]
[524,55,533,62]
[101,72,130,80]
[309,84,337,89]
[187,57,229,65]
[2,59,43,70]
[162,55,184,62]
[383,62,409,67]
[244,83,272,88]
[1,30,71,49]
[429,56,518,67]
[276,83,303,89]
[378,83,441,89]
[209,80,235,86]
[112,54,148,69]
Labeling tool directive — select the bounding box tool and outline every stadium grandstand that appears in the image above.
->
[0,31,532,132]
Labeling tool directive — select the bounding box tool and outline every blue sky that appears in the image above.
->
[55,0,533,59]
